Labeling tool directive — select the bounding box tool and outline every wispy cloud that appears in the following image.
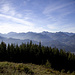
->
[0,0,35,26]
[0,0,38,33]
[43,1,75,21]
[0,14,34,26]
[0,23,32,33]
[47,21,62,32]
[0,22,47,33]
[47,24,58,30]
[0,0,26,18]
[43,0,75,32]
[43,1,75,14]
[0,2,16,16]
[47,21,75,33]
[60,24,75,33]
[0,0,75,33]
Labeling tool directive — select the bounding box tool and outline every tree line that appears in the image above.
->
[0,41,75,72]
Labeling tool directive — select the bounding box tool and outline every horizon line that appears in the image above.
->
[0,31,75,34]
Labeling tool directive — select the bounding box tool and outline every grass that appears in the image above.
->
[0,61,74,75]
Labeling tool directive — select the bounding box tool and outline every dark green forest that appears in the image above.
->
[0,41,75,72]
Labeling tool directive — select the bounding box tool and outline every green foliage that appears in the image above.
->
[45,60,51,68]
[67,71,70,74]
[61,69,65,73]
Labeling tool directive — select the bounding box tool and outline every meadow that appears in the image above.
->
[0,62,75,75]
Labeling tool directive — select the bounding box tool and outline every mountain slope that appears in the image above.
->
[0,36,38,45]
[0,31,75,52]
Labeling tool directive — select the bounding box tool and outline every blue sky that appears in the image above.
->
[0,0,75,33]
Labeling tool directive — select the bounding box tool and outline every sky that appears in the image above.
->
[0,0,75,33]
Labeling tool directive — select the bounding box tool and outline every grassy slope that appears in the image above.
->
[0,62,75,75]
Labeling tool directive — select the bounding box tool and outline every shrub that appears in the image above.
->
[71,71,75,75]
[61,69,65,73]
[67,70,70,74]
[24,66,34,75]
[45,60,51,68]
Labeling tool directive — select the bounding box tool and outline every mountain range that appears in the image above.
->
[0,31,75,52]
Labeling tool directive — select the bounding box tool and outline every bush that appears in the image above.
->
[45,60,51,68]
[71,71,75,75]
[24,66,34,75]
[61,69,65,73]
[67,70,70,74]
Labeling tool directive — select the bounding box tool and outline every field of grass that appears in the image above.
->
[0,62,75,75]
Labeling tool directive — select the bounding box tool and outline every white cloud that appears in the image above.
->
[47,24,57,30]
[42,1,75,33]
[46,15,57,22]
[16,14,22,18]
[0,4,10,13]
[9,10,16,16]
[32,27,48,33]
[0,0,75,33]
[43,1,75,22]
[0,22,34,33]
[0,22,47,34]
[61,25,75,33]
[47,23,75,33]
[0,14,34,26]
[43,1,75,14]
[47,22,61,32]
[0,1,38,34]
[0,2,16,16]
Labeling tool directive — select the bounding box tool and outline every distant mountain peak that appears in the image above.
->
[42,31,49,33]
[0,31,75,52]
[42,31,52,34]
[8,32,17,34]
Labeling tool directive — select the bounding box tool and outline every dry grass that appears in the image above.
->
[0,62,74,75]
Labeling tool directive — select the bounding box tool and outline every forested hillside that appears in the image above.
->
[0,41,75,72]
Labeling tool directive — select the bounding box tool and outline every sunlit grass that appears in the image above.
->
[0,61,74,75]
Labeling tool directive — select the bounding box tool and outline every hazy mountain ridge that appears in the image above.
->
[0,31,75,52]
